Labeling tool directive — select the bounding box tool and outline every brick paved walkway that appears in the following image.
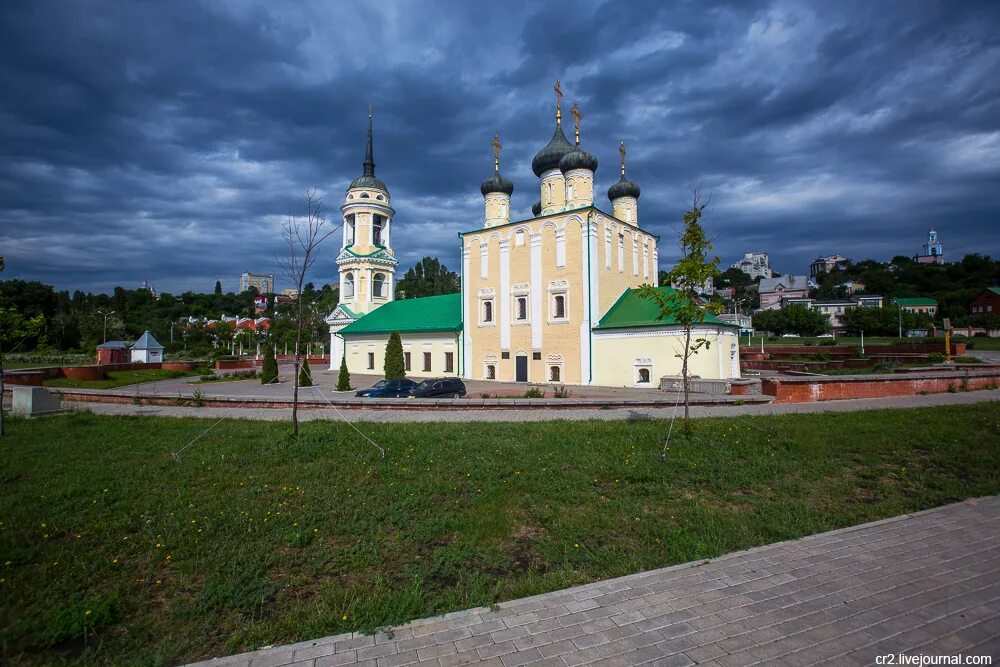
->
[190,498,1000,667]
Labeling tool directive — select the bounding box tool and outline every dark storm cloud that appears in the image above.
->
[1,0,998,295]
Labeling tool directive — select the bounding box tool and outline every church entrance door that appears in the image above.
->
[515,354,528,382]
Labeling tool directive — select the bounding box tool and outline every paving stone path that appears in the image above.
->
[189,497,1000,667]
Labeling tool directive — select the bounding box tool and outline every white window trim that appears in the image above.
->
[547,282,570,324]
[633,357,653,387]
[512,295,530,325]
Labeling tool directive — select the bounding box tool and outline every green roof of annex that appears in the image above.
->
[339,293,462,335]
[892,297,938,306]
[595,286,738,330]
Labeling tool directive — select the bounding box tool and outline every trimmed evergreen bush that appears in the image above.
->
[261,345,278,384]
[384,331,405,379]
[336,355,351,391]
[298,357,313,387]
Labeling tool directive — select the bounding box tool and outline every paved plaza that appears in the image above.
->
[189,497,1000,666]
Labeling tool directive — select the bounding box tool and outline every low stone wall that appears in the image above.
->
[742,342,966,357]
[4,361,207,389]
[215,360,255,370]
[162,362,199,372]
[762,369,1000,403]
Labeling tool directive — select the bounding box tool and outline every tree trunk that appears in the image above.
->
[682,325,692,431]
[292,292,303,438]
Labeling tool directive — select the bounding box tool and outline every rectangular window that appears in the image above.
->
[532,352,541,361]
[404,352,411,371]
[367,352,374,370]
[516,297,527,320]
[482,300,494,323]
[423,352,431,372]
[501,351,510,360]
[445,352,454,373]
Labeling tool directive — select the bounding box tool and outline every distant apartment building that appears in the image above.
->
[809,254,850,277]
[240,271,274,294]
[730,252,772,280]
[758,275,810,310]
[892,297,938,317]
[913,228,944,265]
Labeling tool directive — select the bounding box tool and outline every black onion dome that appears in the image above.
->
[608,174,641,201]
[480,170,514,196]
[559,146,598,173]
[531,200,542,216]
[531,124,575,177]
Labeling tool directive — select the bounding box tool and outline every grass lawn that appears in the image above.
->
[1,405,999,665]
[42,369,202,390]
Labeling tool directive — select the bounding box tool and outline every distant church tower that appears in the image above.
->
[326,110,398,367]
[915,228,944,265]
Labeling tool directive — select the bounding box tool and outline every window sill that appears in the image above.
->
[546,319,570,325]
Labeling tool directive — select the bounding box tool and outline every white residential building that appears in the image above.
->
[730,252,772,280]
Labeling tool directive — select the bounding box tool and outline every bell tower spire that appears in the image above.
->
[363,105,375,177]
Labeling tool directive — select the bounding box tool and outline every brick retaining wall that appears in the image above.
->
[762,369,1000,403]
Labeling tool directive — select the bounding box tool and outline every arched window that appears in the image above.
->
[547,181,553,203]
[360,192,370,199]
[516,297,527,320]
[373,215,385,245]
[376,194,384,201]
[554,295,565,319]
[482,300,493,323]
[373,273,386,298]
[500,202,507,218]
[638,368,650,383]
[566,183,574,200]
[343,273,355,298]
[486,364,496,379]
[550,366,560,382]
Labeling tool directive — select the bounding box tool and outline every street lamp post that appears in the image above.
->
[97,310,115,343]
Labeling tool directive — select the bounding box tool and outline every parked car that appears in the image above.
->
[355,378,417,398]
[781,333,800,338]
[409,377,467,398]
[817,334,834,338]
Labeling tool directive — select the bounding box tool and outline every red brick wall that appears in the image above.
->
[762,371,1000,403]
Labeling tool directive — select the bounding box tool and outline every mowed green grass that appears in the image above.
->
[43,369,200,390]
[1,405,999,665]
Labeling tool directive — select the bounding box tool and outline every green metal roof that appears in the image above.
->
[594,286,737,330]
[988,287,1000,296]
[892,297,938,306]
[339,293,462,335]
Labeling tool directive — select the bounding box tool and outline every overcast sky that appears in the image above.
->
[1,0,998,295]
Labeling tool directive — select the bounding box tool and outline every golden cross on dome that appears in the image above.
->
[619,140,627,176]
[553,77,563,123]
[571,101,582,144]
[491,133,502,171]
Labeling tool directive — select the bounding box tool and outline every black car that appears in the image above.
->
[355,378,418,398]
[409,377,467,398]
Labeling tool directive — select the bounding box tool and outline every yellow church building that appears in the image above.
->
[327,88,740,387]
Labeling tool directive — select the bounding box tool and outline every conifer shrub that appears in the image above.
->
[336,355,351,391]
[384,331,405,379]
[261,345,278,384]
[298,357,313,387]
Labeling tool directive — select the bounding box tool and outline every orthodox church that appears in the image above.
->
[326,84,740,387]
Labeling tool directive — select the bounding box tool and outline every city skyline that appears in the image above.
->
[1,0,998,295]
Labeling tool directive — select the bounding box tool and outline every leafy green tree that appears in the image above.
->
[298,356,313,387]
[638,194,722,436]
[336,355,351,391]
[1,307,45,436]
[261,343,278,384]
[394,257,459,299]
[752,305,830,336]
[384,331,405,379]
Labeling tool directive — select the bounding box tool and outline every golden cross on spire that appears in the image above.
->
[571,101,582,144]
[553,77,563,124]
[619,140,626,176]
[491,133,502,172]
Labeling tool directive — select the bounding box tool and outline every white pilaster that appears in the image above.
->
[530,232,542,351]
[500,239,510,351]
[462,243,472,379]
